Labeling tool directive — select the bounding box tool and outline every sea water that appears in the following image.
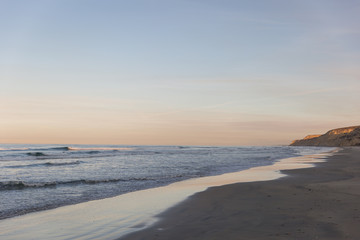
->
[0,144,331,220]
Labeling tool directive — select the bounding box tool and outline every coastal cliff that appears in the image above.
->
[290,126,360,147]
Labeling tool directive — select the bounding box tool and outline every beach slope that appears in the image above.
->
[121,147,360,240]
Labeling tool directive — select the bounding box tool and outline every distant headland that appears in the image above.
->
[290,125,360,147]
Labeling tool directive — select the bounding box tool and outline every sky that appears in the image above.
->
[1,0,359,146]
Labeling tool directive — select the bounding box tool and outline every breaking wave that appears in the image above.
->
[0,147,70,152]
[68,147,133,151]
[1,146,133,152]
[6,161,83,169]
[0,177,169,191]
[26,152,48,157]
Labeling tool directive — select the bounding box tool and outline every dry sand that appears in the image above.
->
[120,147,360,240]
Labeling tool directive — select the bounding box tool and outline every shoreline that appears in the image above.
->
[0,148,336,240]
[0,145,316,221]
[121,147,360,240]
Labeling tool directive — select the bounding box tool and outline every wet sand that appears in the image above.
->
[0,149,329,240]
[121,147,360,240]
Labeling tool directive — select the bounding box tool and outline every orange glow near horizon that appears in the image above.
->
[1,1,359,146]
[1,94,359,146]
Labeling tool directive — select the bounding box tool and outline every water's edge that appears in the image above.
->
[0,148,338,240]
[119,148,339,239]
[1,145,314,220]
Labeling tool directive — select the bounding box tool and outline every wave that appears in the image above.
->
[26,152,48,157]
[6,146,132,151]
[1,146,133,152]
[0,177,158,191]
[6,161,83,168]
[48,147,71,151]
[0,181,59,190]
[0,147,71,152]
[68,147,133,151]
[44,161,83,166]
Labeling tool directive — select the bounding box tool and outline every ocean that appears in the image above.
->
[0,144,331,221]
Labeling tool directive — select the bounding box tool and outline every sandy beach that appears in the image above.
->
[0,147,330,240]
[121,147,360,240]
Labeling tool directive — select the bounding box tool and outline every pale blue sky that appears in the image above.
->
[1,0,359,145]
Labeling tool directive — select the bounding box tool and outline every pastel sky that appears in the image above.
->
[1,0,359,146]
